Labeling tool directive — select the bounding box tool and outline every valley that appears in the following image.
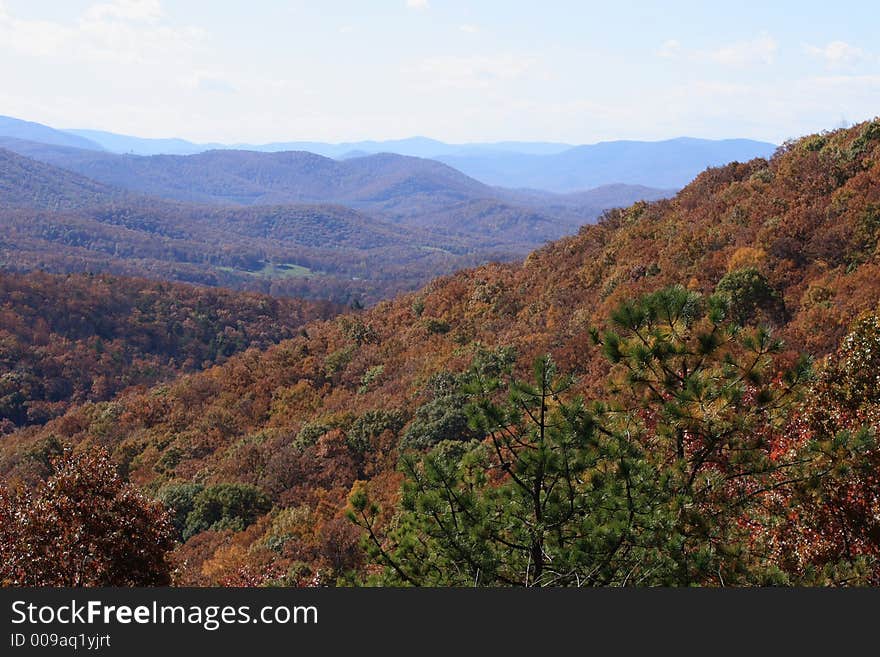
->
[2,118,879,586]
[0,117,687,306]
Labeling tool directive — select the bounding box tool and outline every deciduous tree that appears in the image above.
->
[0,449,174,586]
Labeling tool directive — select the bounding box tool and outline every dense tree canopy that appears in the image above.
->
[0,271,338,431]
[1,119,880,586]
[351,287,817,585]
[0,448,174,586]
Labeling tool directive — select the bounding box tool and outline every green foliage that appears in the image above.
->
[157,482,204,539]
[802,134,828,152]
[261,506,313,554]
[466,344,517,382]
[338,317,378,345]
[358,365,385,395]
[352,286,812,586]
[401,346,515,450]
[424,318,451,335]
[715,267,784,325]
[153,446,183,475]
[22,435,64,475]
[849,119,880,157]
[294,422,331,450]
[183,483,271,540]
[749,167,773,183]
[852,205,880,262]
[402,374,475,449]
[347,409,407,454]
[324,345,355,376]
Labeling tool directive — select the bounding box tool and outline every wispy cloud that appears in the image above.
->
[0,0,204,63]
[708,33,777,66]
[408,54,539,90]
[405,0,429,10]
[84,0,164,23]
[804,41,868,68]
[655,34,778,67]
[459,24,480,34]
[656,39,681,59]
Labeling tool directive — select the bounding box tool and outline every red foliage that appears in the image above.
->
[0,449,174,586]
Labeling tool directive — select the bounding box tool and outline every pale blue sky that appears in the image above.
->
[1,0,877,144]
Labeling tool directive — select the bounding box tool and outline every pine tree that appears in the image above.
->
[350,286,813,586]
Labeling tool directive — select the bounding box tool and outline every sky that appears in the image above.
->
[0,0,878,145]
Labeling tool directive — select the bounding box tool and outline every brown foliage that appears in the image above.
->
[0,448,174,586]
[3,119,880,584]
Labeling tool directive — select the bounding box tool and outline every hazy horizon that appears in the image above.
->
[1,0,877,145]
[63,123,780,149]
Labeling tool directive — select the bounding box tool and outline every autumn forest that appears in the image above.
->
[1,117,880,587]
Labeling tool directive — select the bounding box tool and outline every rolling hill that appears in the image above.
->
[0,148,514,304]
[60,122,774,192]
[0,270,339,431]
[0,116,104,151]
[1,116,772,194]
[0,148,122,209]
[0,137,669,243]
[67,128,775,191]
[437,137,778,191]
[2,118,877,586]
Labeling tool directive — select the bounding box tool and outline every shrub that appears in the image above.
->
[358,365,385,395]
[347,409,407,454]
[324,345,355,376]
[424,318,451,335]
[402,373,477,449]
[157,482,205,539]
[715,267,785,325]
[294,421,331,450]
[0,449,174,585]
[183,483,271,540]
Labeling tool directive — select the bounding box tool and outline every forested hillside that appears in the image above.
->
[0,146,669,305]
[2,119,879,587]
[0,142,493,208]
[0,148,512,304]
[0,148,122,210]
[0,271,338,431]
[0,137,667,240]
[438,137,777,191]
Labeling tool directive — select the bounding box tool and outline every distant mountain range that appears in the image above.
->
[0,116,104,151]
[0,141,669,304]
[0,113,779,305]
[0,115,776,192]
[436,137,777,191]
[0,136,670,244]
[66,129,575,159]
[0,146,487,304]
[0,145,119,210]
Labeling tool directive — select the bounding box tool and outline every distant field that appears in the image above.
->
[218,262,313,279]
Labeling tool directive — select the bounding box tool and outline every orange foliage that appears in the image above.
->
[3,119,880,584]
